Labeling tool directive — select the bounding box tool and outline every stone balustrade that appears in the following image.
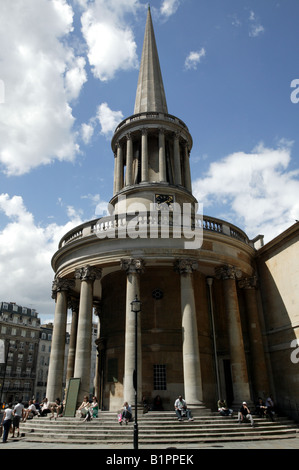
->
[59,213,254,249]
[114,111,190,135]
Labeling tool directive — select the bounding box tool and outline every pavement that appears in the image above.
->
[1,435,299,450]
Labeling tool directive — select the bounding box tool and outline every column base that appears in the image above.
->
[187,403,212,416]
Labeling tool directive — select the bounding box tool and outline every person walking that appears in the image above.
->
[1,403,13,443]
[12,400,24,438]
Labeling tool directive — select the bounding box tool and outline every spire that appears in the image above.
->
[134,6,168,114]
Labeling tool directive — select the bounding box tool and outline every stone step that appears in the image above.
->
[20,411,298,445]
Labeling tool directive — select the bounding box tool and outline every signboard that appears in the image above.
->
[64,378,81,417]
[0,339,5,364]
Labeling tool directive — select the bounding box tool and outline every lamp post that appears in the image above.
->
[130,295,141,450]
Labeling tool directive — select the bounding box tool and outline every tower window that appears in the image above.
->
[153,364,166,390]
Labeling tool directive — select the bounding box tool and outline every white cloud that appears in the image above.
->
[81,193,110,216]
[249,10,265,37]
[184,49,206,70]
[80,0,140,82]
[81,122,95,144]
[65,56,88,101]
[0,193,84,321]
[97,103,124,136]
[80,102,124,142]
[192,142,299,242]
[0,0,87,176]
[160,0,181,18]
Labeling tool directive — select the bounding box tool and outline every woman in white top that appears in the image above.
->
[2,403,13,443]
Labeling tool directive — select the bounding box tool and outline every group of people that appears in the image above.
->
[217,395,277,428]
[118,395,195,425]
[1,400,25,443]
[0,396,67,442]
[1,398,42,443]
[2,392,277,441]
[77,396,99,421]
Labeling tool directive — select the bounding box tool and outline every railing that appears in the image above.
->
[59,213,251,248]
[114,111,190,134]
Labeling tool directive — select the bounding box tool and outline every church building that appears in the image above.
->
[47,7,299,415]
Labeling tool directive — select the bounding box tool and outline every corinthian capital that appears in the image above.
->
[215,265,242,281]
[174,258,199,275]
[75,265,102,282]
[68,298,80,312]
[120,258,145,274]
[93,300,102,317]
[51,277,75,299]
[238,276,258,289]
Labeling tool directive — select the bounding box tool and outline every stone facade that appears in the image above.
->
[256,222,299,418]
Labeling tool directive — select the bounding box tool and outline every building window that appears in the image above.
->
[17,354,23,363]
[107,358,118,383]
[153,364,167,390]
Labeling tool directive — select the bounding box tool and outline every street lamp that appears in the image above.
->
[130,295,141,450]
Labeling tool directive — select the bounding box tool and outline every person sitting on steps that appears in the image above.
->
[238,401,255,427]
[174,395,194,421]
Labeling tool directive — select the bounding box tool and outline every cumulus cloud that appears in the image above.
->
[184,48,206,70]
[160,0,181,18]
[0,193,84,321]
[0,0,88,176]
[80,0,140,81]
[192,142,299,242]
[80,102,124,142]
[97,103,124,136]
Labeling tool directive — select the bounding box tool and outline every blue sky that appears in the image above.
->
[0,0,298,321]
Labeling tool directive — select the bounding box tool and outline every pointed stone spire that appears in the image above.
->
[134,6,168,114]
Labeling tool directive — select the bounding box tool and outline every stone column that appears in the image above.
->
[65,298,79,389]
[238,276,270,397]
[74,266,102,402]
[47,277,75,402]
[125,133,133,186]
[121,258,144,405]
[216,265,251,405]
[93,300,102,402]
[141,128,149,182]
[159,128,167,182]
[113,151,117,195]
[115,143,124,193]
[173,132,182,185]
[175,259,203,407]
[183,142,192,192]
